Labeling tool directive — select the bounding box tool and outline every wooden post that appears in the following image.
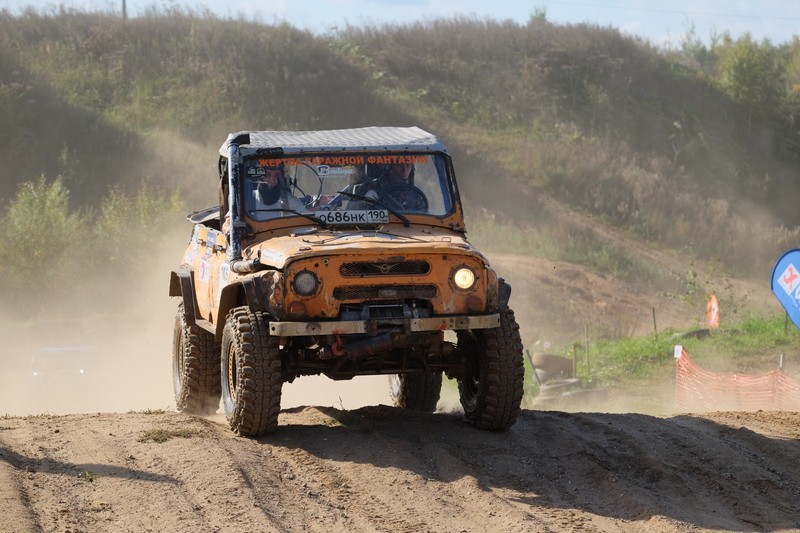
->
[652,307,658,340]
[584,324,590,375]
[572,345,577,378]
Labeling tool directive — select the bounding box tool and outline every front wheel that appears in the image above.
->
[388,371,443,412]
[172,304,220,415]
[221,307,283,436]
[456,308,524,430]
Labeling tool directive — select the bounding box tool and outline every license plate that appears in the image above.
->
[316,209,390,225]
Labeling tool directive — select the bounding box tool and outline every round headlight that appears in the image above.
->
[453,266,476,290]
[293,270,319,295]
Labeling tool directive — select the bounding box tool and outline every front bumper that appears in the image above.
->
[268,314,500,337]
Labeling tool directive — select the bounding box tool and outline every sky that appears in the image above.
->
[1,0,799,47]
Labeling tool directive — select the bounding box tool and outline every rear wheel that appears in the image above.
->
[388,371,443,412]
[172,304,220,415]
[221,307,283,436]
[456,308,524,430]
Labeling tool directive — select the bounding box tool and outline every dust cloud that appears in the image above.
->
[0,211,708,419]
[0,222,405,418]
[0,134,782,422]
[0,128,411,419]
[0,222,397,420]
[0,228,181,416]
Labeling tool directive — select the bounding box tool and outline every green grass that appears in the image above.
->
[441,314,800,413]
[507,313,800,413]
[569,313,800,388]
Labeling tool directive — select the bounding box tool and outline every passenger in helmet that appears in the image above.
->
[223,163,306,232]
[249,164,305,218]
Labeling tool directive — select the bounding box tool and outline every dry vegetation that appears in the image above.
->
[2,13,800,532]
[1,6,799,330]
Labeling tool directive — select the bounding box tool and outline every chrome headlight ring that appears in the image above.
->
[292,270,319,296]
[452,265,477,291]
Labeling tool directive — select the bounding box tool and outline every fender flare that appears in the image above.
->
[498,278,512,310]
[215,275,274,339]
[169,268,200,327]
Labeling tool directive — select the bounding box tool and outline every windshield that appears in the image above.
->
[241,152,454,224]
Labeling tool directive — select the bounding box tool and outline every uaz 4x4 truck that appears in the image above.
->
[169,127,524,436]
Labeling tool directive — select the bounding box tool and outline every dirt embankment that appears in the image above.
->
[0,210,792,532]
[1,407,798,533]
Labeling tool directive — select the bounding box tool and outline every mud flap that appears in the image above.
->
[498,278,512,310]
[170,269,200,327]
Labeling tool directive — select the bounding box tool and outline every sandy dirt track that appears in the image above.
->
[0,223,792,533]
[1,406,799,533]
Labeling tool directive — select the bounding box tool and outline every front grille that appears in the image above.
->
[333,284,437,301]
[340,260,430,277]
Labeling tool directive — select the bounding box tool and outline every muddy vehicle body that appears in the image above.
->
[170,127,524,436]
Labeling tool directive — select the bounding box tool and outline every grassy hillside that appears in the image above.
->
[1,7,799,310]
[335,18,800,275]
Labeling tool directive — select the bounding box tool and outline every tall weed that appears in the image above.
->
[0,176,184,311]
[0,176,85,293]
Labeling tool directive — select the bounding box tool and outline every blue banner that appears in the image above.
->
[771,249,800,328]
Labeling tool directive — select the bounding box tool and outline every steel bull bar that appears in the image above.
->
[268,314,500,337]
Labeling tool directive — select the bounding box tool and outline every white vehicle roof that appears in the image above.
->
[220,126,447,157]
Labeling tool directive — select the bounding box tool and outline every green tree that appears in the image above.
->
[0,176,85,291]
[784,37,800,92]
[679,23,715,71]
[714,34,783,126]
[777,37,800,156]
[93,185,184,266]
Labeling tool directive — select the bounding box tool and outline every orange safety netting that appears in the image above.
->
[675,347,800,411]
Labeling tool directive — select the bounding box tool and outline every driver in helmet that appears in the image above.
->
[366,162,426,212]
[384,162,414,184]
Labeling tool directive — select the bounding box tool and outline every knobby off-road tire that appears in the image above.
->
[221,307,283,437]
[388,371,443,412]
[456,308,525,430]
[173,304,221,415]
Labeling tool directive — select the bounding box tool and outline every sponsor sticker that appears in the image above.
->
[199,259,210,283]
[217,262,230,304]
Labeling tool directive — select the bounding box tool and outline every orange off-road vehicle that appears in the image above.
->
[169,127,524,436]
